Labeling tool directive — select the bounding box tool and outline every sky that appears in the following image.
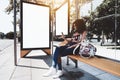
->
[80,0,104,17]
[0,0,13,34]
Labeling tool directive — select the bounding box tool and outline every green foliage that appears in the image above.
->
[86,0,120,44]
[94,0,120,17]
[5,0,20,14]
[6,32,14,39]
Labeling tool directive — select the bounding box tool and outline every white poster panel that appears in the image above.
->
[56,3,68,35]
[22,2,50,49]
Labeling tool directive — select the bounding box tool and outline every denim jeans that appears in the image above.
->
[52,45,74,70]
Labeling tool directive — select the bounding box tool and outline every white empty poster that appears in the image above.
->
[56,2,68,35]
[22,2,50,49]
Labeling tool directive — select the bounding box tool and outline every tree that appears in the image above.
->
[5,0,20,14]
[5,0,20,28]
[88,0,120,44]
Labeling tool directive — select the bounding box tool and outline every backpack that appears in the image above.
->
[73,41,97,58]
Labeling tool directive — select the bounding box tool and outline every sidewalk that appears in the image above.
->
[0,39,120,80]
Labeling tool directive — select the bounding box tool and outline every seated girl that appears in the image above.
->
[43,19,87,78]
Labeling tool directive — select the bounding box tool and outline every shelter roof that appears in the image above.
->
[23,0,92,9]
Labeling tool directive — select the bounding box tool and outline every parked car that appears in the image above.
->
[0,32,5,39]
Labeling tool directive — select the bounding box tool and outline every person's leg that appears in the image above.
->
[52,55,63,78]
[53,47,74,78]
[43,46,66,77]
[52,46,67,68]
[52,47,60,68]
[57,47,74,70]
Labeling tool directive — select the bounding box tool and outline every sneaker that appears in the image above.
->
[53,70,63,79]
[43,67,56,77]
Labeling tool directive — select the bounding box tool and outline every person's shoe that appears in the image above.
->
[43,67,56,77]
[52,70,63,79]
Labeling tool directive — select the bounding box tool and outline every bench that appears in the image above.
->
[56,40,120,77]
[66,54,120,77]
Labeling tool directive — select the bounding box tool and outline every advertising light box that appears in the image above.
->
[21,2,50,49]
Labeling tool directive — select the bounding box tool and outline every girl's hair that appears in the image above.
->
[72,19,86,34]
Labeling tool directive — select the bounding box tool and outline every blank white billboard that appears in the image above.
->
[56,2,68,35]
[21,2,50,49]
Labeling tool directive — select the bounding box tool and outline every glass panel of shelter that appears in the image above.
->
[15,0,120,66]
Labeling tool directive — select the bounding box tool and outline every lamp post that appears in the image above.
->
[115,0,118,45]
[13,0,17,66]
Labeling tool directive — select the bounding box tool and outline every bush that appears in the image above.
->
[6,32,14,39]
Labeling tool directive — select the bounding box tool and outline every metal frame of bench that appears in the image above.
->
[67,55,78,68]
